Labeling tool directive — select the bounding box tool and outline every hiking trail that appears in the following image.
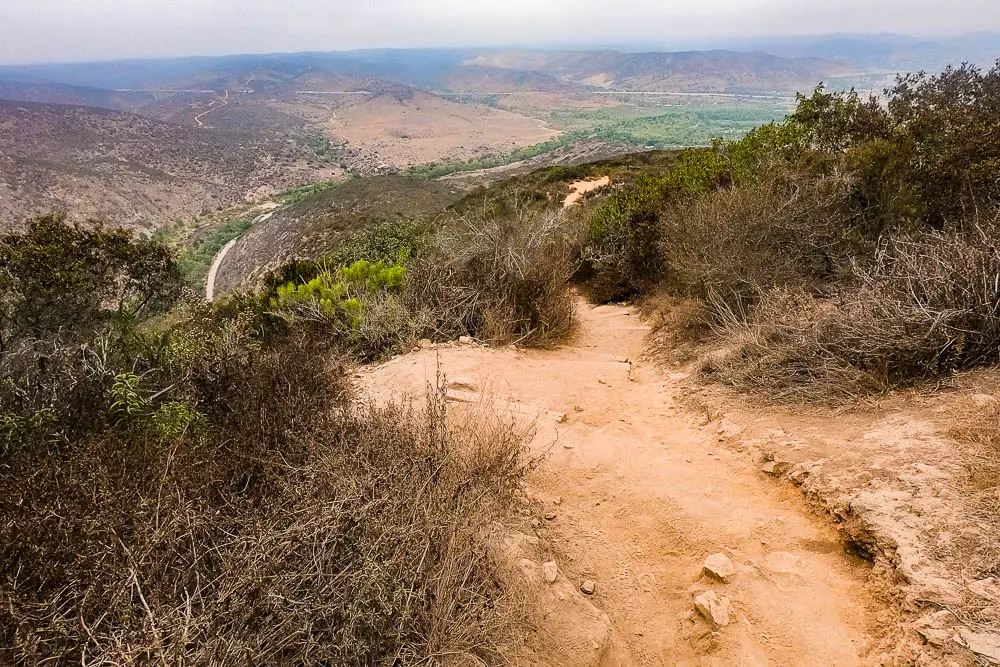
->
[362,300,886,665]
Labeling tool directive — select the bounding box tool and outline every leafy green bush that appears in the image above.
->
[793,63,1000,230]
[326,218,427,267]
[270,260,407,352]
[0,214,182,350]
[580,174,666,301]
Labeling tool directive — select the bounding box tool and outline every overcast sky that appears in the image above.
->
[1,0,998,64]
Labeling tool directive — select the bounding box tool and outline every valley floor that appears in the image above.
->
[362,302,917,665]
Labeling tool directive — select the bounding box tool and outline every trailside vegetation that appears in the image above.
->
[0,211,546,663]
[580,61,1000,400]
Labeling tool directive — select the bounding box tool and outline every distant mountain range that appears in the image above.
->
[689,32,1000,71]
[1,35,995,231]
[2,32,993,94]
[0,48,851,97]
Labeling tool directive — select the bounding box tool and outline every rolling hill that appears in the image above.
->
[0,48,852,98]
[0,46,865,232]
[0,100,345,231]
[464,49,853,93]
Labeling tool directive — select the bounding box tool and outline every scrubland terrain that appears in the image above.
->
[0,48,819,231]
[322,89,560,168]
[0,100,343,231]
[5,45,1000,666]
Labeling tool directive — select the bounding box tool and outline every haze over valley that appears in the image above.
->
[2,36,995,232]
[4,2,1000,664]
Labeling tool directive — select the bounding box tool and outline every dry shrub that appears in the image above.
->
[700,289,885,402]
[704,221,1000,401]
[826,225,1000,382]
[641,293,714,365]
[0,335,531,664]
[408,204,577,347]
[947,397,1000,583]
[659,170,855,315]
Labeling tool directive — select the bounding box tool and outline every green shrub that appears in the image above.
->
[0,214,182,350]
[326,218,427,267]
[270,259,411,358]
[580,174,666,301]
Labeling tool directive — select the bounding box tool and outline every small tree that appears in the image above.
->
[0,214,183,353]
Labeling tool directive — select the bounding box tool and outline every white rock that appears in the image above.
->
[957,628,1000,663]
[694,590,734,627]
[789,463,810,483]
[969,577,1000,602]
[542,561,559,584]
[912,610,958,648]
[458,335,475,345]
[762,460,792,477]
[580,580,597,595]
[703,553,736,583]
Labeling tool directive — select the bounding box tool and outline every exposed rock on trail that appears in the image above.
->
[360,302,902,664]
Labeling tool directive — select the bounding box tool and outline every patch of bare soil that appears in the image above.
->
[360,302,900,665]
[322,90,559,169]
[684,376,1000,665]
[564,176,611,208]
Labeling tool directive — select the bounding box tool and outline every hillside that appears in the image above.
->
[435,64,586,94]
[0,80,160,112]
[0,48,852,98]
[465,49,852,93]
[321,88,561,168]
[0,101,344,231]
[6,56,1000,666]
[212,175,464,295]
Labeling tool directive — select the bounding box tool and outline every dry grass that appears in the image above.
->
[659,171,855,314]
[0,333,532,664]
[692,220,1000,402]
[946,396,1000,628]
[697,288,886,403]
[408,199,578,348]
[641,293,714,366]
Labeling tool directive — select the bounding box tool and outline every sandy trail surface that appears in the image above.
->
[362,301,885,665]
[564,176,611,207]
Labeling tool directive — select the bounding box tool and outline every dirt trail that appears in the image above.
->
[564,176,611,207]
[363,302,885,665]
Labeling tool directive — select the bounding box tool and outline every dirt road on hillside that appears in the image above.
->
[363,302,886,665]
[195,90,229,127]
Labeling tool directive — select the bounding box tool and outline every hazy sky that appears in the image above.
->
[2,0,998,64]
